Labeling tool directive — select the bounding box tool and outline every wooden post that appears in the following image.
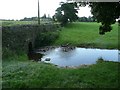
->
[38,0,40,25]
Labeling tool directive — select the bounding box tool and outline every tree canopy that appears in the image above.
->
[54,2,79,26]
[78,16,95,22]
[54,2,120,35]
[89,2,120,34]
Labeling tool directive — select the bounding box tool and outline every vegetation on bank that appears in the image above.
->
[2,55,119,88]
[54,22,118,49]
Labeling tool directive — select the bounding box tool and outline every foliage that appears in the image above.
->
[55,2,119,34]
[20,17,38,21]
[2,24,60,59]
[34,31,59,48]
[89,2,120,35]
[54,22,118,49]
[41,14,47,19]
[78,16,96,22]
[54,2,79,26]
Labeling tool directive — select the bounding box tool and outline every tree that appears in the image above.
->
[89,2,120,35]
[52,15,56,22]
[41,14,47,19]
[54,2,79,26]
[79,17,88,22]
[20,17,38,21]
[54,2,120,34]
[78,16,96,22]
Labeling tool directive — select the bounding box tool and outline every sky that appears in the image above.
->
[0,0,92,20]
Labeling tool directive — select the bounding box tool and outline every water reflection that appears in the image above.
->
[40,47,118,67]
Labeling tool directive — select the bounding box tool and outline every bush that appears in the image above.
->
[2,24,60,59]
[34,31,59,48]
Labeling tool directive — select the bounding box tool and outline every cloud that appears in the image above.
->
[0,0,92,20]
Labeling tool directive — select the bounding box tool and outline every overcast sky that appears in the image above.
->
[0,0,92,20]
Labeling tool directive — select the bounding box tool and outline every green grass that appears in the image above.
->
[2,21,38,26]
[1,20,53,26]
[2,55,119,88]
[53,22,118,49]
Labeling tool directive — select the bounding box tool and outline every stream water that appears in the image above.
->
[39,47,119,67]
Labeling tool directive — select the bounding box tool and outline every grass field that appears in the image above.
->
[1,21,38,26]
[54,22,118,49]
[1,20,53,26]
[2,55,119,88]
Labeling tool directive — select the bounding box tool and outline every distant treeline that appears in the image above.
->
[20,14,52,21]
[78,16,96,22]
[20,16,96,22]
[20,17,38,21]
[1,16,95,22]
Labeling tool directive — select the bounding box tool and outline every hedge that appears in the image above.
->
[2,24,60,58]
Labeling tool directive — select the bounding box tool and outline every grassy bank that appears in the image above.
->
[2,55,119,88]
[54,22,118,49]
